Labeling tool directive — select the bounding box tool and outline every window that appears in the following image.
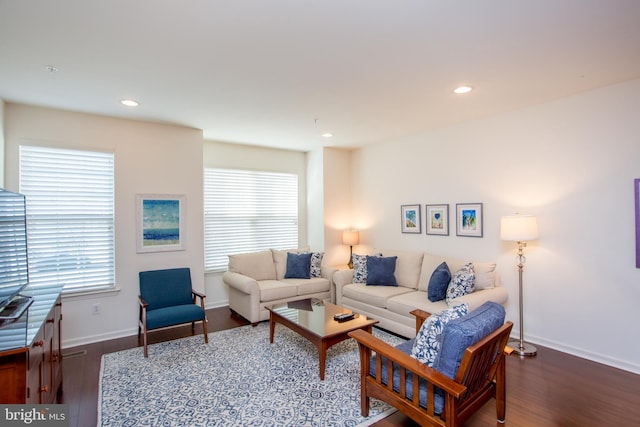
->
[19,146,115,293]
[204,168,298,272]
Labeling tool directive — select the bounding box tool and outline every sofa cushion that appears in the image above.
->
[228,250,276,281]
[411,304,468,367]
[282,277,330,296]
[285,252,312,279]
[427,262,451,302]
[259,280,299,302]
[386,291,450,319]
[342,283,413,308]
[446,263,475,305]
[433,301,506,379]
[378,250,424,288]
[366,256,398,286]
[473,262,497,290]
[352,253,381,283]
[310,252,324,278]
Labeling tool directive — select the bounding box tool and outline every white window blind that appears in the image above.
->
[19,145,115,293]
[204,168,298,272]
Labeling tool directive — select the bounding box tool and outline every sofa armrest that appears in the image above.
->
[333,269,354,305]
[222,271,260,295]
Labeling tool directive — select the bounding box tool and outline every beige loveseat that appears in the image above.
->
[334,249,508,338]
[223,249,337,325]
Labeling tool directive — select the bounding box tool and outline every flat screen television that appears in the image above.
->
[0,189,29,312]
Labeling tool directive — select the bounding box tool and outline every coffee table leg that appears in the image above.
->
[319,341,328,381]
[269,314,275,343]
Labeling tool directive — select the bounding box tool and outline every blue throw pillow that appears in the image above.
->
[410,304,468,367]
[366,256,398,286]
[433,301,506,379]
[427,262,451,302]
[446,263,475,305]
[284,252,312,279]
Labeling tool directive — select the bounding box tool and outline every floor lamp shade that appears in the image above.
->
[500,214,539,242]
[500,214,538,357]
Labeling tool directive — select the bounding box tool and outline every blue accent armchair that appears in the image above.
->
[138,268,208,357]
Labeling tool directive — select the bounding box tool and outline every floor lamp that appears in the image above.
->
[342,230,359,269]
[500,214,539,357]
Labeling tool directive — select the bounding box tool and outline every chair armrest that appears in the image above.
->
[410,309,432,335]
[138,295,148,308]
[348,329,466,398]
[192,289,206,307]
[222,271,259,294]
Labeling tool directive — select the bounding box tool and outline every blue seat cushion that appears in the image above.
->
[432,301,506,379]
[369,339,445,414]
[145,304,206,330]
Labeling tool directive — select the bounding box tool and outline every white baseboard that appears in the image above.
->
[511,331,640,375]
[63,299,232,349]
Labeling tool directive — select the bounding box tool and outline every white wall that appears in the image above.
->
[350,79,640,373]
[202,140,308,307]
[321,147,353,267]
[4,103,205,347]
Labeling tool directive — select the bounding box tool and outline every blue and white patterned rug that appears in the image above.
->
[98,322,406,426]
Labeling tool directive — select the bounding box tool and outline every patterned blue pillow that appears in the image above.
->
[411,304,469,367]
[352,253,382,283]
[446,263,475,305]
[310,252,324,278]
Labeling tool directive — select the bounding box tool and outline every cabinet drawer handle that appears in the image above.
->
[47,318,55,324]
[33,340,44,347]
[40,385,49,393]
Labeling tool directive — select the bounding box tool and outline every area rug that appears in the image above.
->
[98,322,407,426]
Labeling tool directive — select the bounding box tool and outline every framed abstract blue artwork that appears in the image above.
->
[456,203,483,237]
[136,194,186,253]
[426,204,449,235]
[401,204,421,234]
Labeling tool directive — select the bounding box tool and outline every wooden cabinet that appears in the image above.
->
[0,288,63,404]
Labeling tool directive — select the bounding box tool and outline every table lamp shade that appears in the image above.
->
[500,215,539,242]
[342,230,359,246]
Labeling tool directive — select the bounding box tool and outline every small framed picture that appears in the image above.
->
[456,203,483,237]
[401,204,421,234]
[136,194,186,253]
[426,204,449,235]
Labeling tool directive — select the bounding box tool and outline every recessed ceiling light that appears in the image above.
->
[321,132,333,138]
[454,86,473,94]
[120,99,140,107]
[45,65,59,73]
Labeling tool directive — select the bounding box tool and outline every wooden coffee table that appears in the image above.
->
[267,298,378,380]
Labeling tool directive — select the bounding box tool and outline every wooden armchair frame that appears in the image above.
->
[138,289,208,358]
[348,309,513,427]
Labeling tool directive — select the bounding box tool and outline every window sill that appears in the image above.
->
[62,287,121,301]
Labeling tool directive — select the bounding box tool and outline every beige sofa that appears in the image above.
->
[223,248,337,325]
[334,249,508,338]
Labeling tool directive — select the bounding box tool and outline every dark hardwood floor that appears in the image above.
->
[62,307,640,427]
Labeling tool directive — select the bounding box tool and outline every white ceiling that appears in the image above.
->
[1,0,640,151]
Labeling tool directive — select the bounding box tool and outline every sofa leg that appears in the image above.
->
[251,322,258,327]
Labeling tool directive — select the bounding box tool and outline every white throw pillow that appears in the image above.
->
[446,263,475,305]
[411,304,469,366]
